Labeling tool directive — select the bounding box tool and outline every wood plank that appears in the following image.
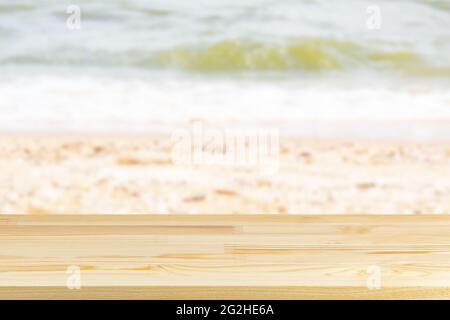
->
[1,215,450,299]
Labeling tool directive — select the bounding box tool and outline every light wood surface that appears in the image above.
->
[1,215,450,299]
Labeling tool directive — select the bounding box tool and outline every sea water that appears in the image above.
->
[0,0,449,138]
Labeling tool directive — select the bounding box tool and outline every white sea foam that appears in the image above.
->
[1,69,449,139]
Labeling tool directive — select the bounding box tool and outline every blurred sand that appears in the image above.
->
[1,133,450,214]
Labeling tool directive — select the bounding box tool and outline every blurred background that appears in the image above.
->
[0,0,449,138]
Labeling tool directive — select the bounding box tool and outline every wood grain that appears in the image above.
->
[1,215,450,299]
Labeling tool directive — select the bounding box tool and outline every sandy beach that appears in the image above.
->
[1,133,449,214]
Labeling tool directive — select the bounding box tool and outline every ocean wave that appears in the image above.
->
[4,38,449,76]
[1,71,450,135]
[1,0,449,77]
[152,39,433,73]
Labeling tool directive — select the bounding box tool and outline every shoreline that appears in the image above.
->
[2,118,450,143]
